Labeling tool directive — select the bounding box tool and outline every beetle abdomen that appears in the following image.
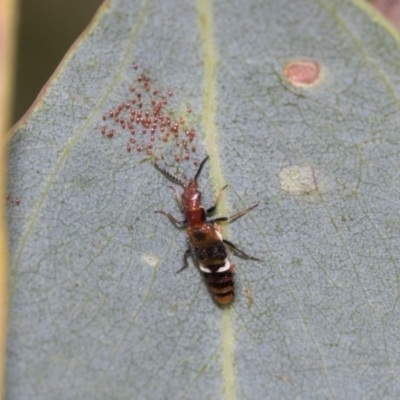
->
[201,261,235,305]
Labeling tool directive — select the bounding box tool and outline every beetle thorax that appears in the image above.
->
[182,180,201,212]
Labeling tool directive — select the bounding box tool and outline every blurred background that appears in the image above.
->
[11,0,400,125]
[12,0,102,124]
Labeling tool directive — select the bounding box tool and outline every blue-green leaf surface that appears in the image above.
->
[7,0,400,398]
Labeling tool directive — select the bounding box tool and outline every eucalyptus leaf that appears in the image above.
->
[7,0,400,398]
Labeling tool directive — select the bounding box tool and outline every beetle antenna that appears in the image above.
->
[154,162,185,186]
[194,156,209,181]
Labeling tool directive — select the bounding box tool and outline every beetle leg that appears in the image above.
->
[206,185,228,214]
[155,211,187,227]
[176,248,191,273]
[223,239,262,261]
[209,204,258,223]
[168,186,183,210]
[209,217,228,223]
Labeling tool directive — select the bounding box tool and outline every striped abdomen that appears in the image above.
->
[202,262,235,305]
[188,224,235,305]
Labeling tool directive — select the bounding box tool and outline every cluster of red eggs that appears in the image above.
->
[6,194,20,206]
[100,64,199,165]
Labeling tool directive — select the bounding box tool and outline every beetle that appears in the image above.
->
[155,156,261,305]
